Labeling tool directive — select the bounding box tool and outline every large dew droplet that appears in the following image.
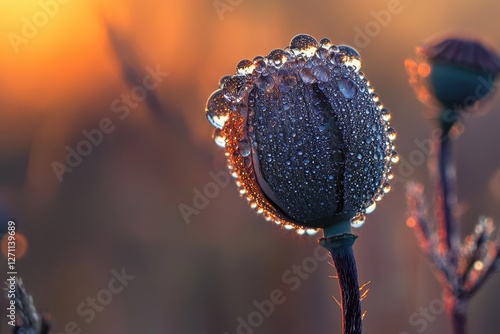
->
[256,74,275,92]
[267,49,291,68]
[206,89,231,129]
[381,108,391,122]
[277,69,297,93]
[350,214,366,228]
[290,34,318,57]
[306,229,318,236]
[223,76,248,104]
[319,38,332,49]
[365,201,377,214]
[239,139,251,157]
[219,75,231,89]
[299,67,316,84]
[212,128,226,148]
[338,45,362,72]
[296,228,306,235]
[253,56,267,73]
[338,78,358,99]
[387,127,397,141]
[313,65,330,82]
[236,59,255,75]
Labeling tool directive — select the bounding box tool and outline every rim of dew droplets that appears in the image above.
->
[206,34,397,235]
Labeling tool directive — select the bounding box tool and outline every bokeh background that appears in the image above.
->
[1,0,500,333]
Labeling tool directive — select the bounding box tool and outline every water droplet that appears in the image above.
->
[239,140,251,157]
[223,76,248,104]
[365,201,376,214]
[270,117,277,127]
[350,214,366,228]
[391,150,399,163]
[256,74,275,92]
[319,38,332,48]
[383,182,391,193]
[333,53,346,65]
[318,49,331,62]
[253,56,267,73]
[219,75,231,88]
[381,108,391,122]
[277,69,297,92]
[267,49,290,68]
[290,34,318,57]
[296,228,306,235]
[338,78,358,99]
[338,45,362,71]
[236,59,255,75]
[387,127,397,141]
[374,190,384,201]
[299,67,316,84]
[206,89,230,129]
[212,128,226,148]
[306,229,318,235]
[313,65,330,82]
[284,224,294,230]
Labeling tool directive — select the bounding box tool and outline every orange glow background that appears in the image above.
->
[1,0,500,333]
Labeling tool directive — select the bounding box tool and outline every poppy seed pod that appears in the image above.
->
[206,34,396,233]
[421,37,500,109]
[406,36,500,132]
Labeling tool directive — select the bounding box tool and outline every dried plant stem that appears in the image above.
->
[320,225,362,334]
[450,298,467,334]
[437,131,459,255]
[437,131,468,334]
[407,115,500,334]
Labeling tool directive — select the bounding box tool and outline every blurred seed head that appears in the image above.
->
[406,35,500,114]
[206,34,396,232]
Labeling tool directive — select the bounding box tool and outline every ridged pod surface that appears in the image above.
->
[206,34,396,233]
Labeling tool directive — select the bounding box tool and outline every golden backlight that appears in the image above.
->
[0,0,119,109]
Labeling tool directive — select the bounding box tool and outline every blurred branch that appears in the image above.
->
[5,278,51,334]
[406,125,500,334]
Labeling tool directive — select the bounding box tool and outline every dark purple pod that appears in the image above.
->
[418,37,500,126]
[206,34,396,233]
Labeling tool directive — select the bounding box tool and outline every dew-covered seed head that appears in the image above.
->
[205,34,396,232]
